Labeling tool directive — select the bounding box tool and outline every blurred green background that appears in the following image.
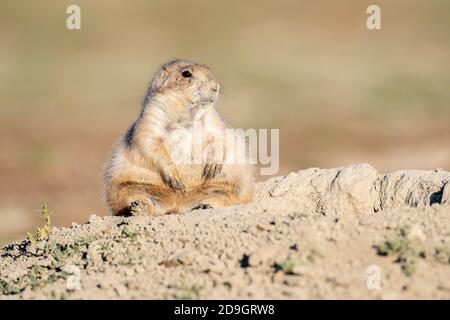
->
[1,0,449,245]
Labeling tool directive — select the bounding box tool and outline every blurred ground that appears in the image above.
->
[0,0,449,244]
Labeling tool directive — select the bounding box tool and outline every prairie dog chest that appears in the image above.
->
[166,107,224,162]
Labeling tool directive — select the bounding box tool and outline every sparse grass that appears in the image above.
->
[307,249,322,263]
[0,278,25,295]
[27,204,52,244]
[118,248,144,267]
[273,258,296,275]
[97,230,143,267]
[376,237,408,256]
[178,281,203,300]
[272,248,322,275]
[0,235,97,295]
[375,229,425,277]
[50,290,67,300]
[28,265,71,290]
[0,265,71,295]
[121,227,139,242]
[433,247,450,265]
[30,235,97,267]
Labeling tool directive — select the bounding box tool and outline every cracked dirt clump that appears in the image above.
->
[1,164,450,299]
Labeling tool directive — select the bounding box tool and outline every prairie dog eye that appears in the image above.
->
[181,70,192,78]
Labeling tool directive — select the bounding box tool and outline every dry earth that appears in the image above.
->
[1,164,450,299]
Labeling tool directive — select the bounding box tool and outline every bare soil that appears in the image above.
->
[1,164,450,299]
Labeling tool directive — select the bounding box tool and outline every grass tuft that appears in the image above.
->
[375,229,425,277]
[27,204,52,244]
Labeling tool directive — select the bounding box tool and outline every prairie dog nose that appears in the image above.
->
[210,82,220,93]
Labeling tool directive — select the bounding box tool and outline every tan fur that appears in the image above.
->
[102,59,255,216]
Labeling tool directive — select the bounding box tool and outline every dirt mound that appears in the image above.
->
[1,164,450,299]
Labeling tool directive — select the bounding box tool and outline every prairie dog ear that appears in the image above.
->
[150,67,169,92]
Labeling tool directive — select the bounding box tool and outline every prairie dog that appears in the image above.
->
[103,59,254,216]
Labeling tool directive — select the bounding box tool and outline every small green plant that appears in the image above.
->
[27,265,70,290]
[27,204,52,244]
[121,227,139,242]
[307,249,323,263]
[0,264,71,296]
[28,235,97,267]
[433,247,450,265]
[273,258,296,275]
[376,237,407,256]
[178,282,203,300]
[0,279,25,295]
[50,290,67,300]
[1,235,98,295]
[398,250,417,276]
[375,230,425,277]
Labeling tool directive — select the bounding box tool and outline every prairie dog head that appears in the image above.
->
[149,59,220,107]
